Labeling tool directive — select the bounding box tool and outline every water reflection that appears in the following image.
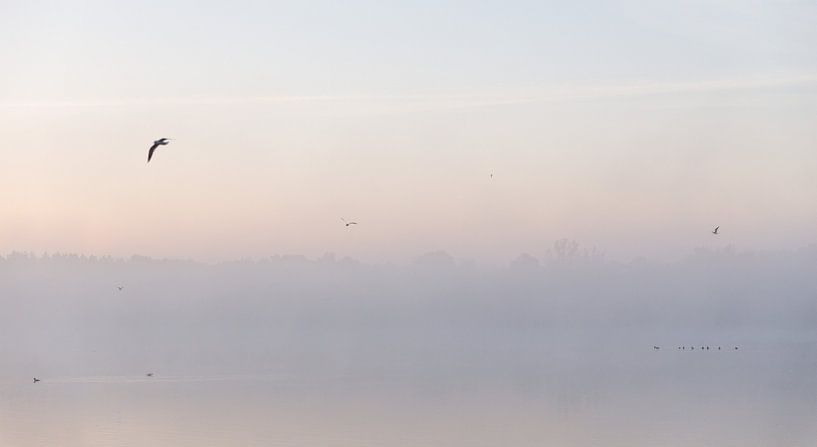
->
[2,341,816,447]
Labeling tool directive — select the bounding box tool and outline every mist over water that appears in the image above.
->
[1,246,816,446]
[4,0,816,444]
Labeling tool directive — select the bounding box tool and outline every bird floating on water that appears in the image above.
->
[712,226,720,235]
[147,138,171,163]
[341,218,358,227]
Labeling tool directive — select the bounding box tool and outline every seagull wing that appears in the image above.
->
[148,141,160,162]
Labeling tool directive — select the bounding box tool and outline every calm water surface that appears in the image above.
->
[2,341,816,447]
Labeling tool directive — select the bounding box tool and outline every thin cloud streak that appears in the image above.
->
[2,73,816,111]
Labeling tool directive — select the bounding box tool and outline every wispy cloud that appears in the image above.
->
[2,73,816,111]
[420,73,817,112]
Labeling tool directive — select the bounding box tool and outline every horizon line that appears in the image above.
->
[3,243,816,266]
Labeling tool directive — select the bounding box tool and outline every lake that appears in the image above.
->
[3,338,815,446]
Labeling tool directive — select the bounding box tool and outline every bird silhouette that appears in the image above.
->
[33,377,40,383]
[147,138,171,163]
[712,226,720,235]
[341,218,358,227]
[146,373,154,377]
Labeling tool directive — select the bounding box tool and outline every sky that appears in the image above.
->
[2,0,817,262]
[2,5,817,443]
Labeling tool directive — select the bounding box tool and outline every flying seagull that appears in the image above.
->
[341,218,358,227]
[33,377,40,383]
[147,138,171,163]
[712,226,720,235]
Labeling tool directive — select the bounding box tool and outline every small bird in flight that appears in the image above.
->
[712,226,720,235]
[117,286,124,291]
[33,377,40,383]
[146,373,154,377]
[341,218,358,227]
[147,138,171,163]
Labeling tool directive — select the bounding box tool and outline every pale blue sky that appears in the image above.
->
[1,1,816,262]
[3,1,816,101]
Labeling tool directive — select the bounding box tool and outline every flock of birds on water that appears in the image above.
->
[654,346,739,351]
[29,138,734,384]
